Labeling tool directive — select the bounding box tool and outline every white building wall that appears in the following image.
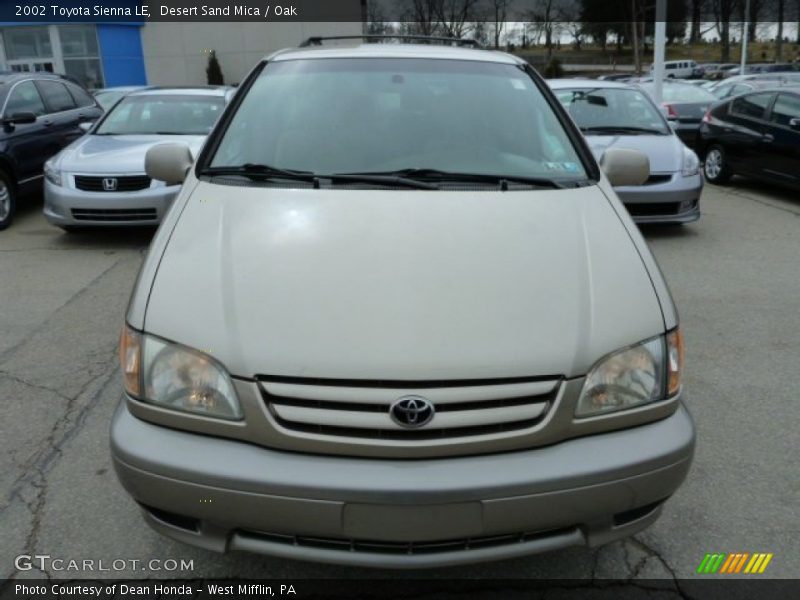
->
[140,22,362,85]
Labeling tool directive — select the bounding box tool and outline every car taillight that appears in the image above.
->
[662,103,679,119]
[702,108,712,123]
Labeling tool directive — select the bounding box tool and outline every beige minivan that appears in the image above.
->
[112,37,694,568]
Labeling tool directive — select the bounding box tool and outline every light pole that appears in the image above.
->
[741,0,751,75]
[653,0,666,104]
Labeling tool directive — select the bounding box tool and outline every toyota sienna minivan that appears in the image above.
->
[112,37,695,568]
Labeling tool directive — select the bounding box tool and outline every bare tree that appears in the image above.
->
[366,1,394,36]
[434,0,482,38]
[488,0,510,49]
[403,0,440,36]
[525,0,565,59]
[776,0,785,60]
[689,0,705,43]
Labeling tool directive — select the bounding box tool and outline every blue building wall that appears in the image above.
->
[96,24,146,86]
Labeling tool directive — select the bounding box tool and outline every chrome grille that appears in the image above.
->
[74,175,151,192]
[259,376,559,441]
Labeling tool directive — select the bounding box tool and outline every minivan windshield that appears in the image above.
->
[95,94,224,135]
[554,87,669,134]
[208,58,588,183]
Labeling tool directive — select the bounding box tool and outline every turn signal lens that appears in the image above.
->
[119,325,141,397]
[666,327,684,396]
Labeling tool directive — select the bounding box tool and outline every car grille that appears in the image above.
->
[74,175,151,192]
[71,208,158,222]
[643,174,673,186]
[258,376,559,441]
[626,202,682,216]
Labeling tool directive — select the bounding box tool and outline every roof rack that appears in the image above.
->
[299,35,481,49]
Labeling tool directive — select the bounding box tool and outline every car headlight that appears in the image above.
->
[119,325,242,420]
[576,328,684,418]
[681,147,700,177]
[44,161,63,186]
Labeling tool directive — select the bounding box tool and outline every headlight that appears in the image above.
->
[576,328,684,418]
[681,147,700,177]
[119,325,242,420]
[44,161,63,186]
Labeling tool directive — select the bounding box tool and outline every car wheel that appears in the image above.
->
[0,172,15,231]
[703,145,732,184]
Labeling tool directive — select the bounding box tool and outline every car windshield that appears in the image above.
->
[95,94,224,135]
[554,87,669,134]
[651,84,716,103]
[209,58,588,182]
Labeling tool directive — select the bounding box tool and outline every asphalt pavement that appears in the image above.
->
[0,181,798,582]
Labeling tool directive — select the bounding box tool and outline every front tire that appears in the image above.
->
[0,172,15,231]
[703,145,732,184]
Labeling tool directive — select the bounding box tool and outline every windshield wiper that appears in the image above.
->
[201,163,317,182]
[202,164,438,189]
[323,172,438,190]
[341,168,566,189]
[581,126,665,135]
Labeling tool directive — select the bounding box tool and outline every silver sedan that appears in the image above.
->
[43,87,228,230]
[549,79,703,224]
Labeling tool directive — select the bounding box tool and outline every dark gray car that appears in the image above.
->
[639,81,716,148]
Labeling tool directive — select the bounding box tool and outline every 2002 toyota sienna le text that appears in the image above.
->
[111,40,695,568]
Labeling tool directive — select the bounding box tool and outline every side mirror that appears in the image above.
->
[3,111,37,125]
[789,117,800,131]
[600,148,650,187]
[145,143,193,185]
[78,121,93,133]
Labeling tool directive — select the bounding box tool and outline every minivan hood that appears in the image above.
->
[55,134,206,174]
[144,183,665,380]
[585,134,685,173]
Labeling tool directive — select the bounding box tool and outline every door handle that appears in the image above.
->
[42,119,53,127]
[763,133,774,142]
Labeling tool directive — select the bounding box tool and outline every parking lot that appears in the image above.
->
[0,181,798,581]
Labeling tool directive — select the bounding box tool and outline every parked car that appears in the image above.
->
[550,79,702,224]
[709,77,788,101]
[43,87,228,230]
[698,86,800,188]
[693,63,722,78]
[0,72,102,230]
[650,60,697,79]
[112,37,694,568]
[597,73,633,81]
[704,63,738,80]
[638,81,716,147]
[750,62,800,74]
[92,86,149,110]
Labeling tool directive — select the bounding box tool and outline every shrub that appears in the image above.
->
[206,50,224,85]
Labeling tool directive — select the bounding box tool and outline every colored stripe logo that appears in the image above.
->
[697,553,773,574]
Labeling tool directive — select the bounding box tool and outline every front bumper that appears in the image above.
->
[615,172,703,225]
[111,401,695,568]
[43,179,180,227]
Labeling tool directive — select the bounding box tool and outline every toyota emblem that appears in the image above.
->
[389,395,435,428]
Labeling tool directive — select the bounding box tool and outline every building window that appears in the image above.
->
[4,27,52,60]
[59,25,104,89]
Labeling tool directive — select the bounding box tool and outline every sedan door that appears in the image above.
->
[34,80,83,150]
[1,80,56,188]
[761,91,800,185]
[721,92,776,175]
